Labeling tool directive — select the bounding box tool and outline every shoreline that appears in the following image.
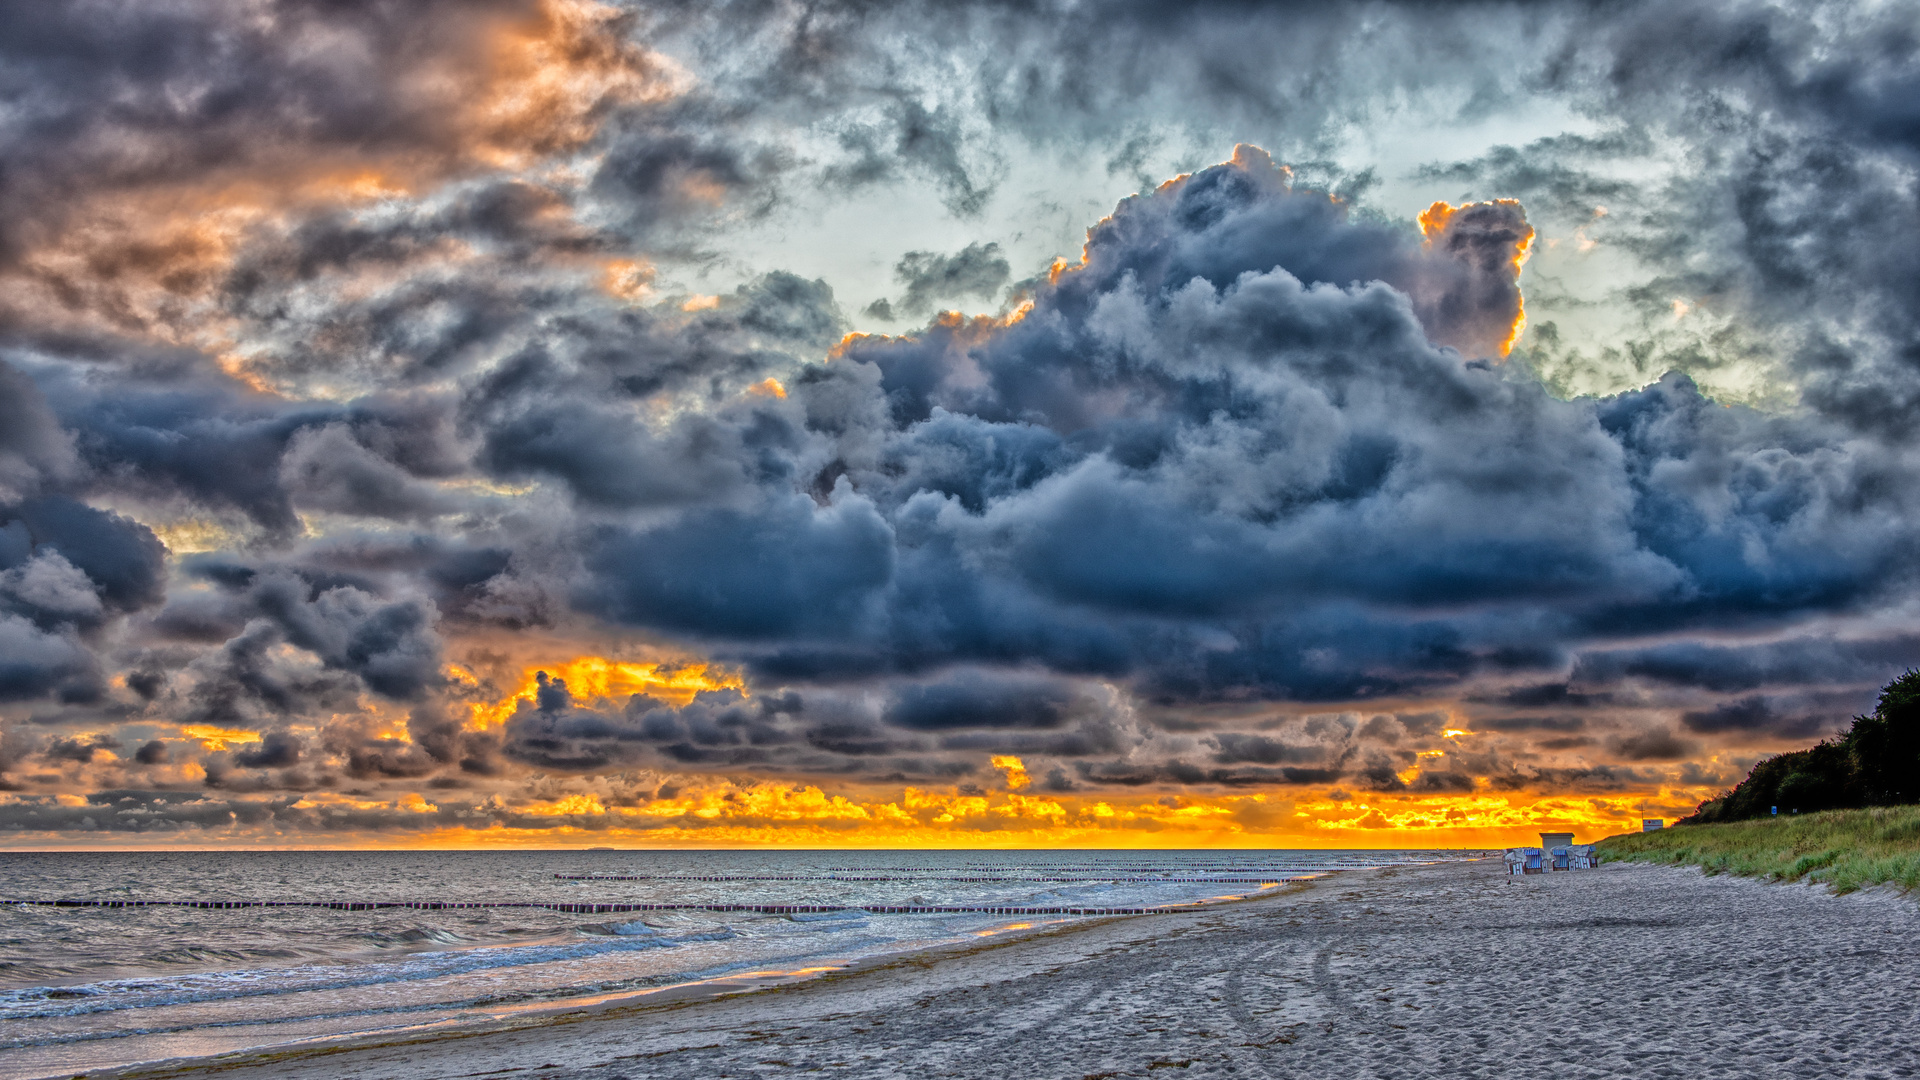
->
[59,858,1920,1079]
[45,878,1324,1080]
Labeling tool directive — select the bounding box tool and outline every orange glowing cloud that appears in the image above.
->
[1416,198,1535,358]
[464,655,745,730]
[602,258,656,301]
[0,757,1721,849]
[1499,226,1536,356]
[828,331,885,360]
[831,312,1008,374]
[295,782,1708,850]
[1417,200,1462,239]
[178,725,263,752]
[991,755,1031,790]
[469,0,683,168]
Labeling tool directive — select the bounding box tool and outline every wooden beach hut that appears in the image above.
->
[1505,832,1598,874]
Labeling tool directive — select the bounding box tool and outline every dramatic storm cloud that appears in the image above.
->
[3,0,1918,847]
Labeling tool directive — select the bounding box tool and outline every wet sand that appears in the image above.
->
[77,859,1920,1080]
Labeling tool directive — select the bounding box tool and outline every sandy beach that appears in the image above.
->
[63,858,1920,1080]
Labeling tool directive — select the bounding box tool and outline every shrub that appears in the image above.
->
[1684,669,1920,823]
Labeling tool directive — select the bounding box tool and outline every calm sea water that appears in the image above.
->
[0,849,1460,1078]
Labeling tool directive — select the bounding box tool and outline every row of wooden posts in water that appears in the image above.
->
[1,897,1273,916]
[553,874,1297,884]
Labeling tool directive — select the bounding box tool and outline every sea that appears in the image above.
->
[0,848,1463,1078]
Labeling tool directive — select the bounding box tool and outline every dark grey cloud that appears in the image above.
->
[0,495,166,705]
[1469,683,1614,709]
[885,670,1095,731]
[1607,727,1697,762]
[499,678,812,773]
[44,732,119,763]
[1679,695,1841,740]
[582,491,893,641]
[1573,634,1920,695]
[1070,757,1346,790]
[1513,4,1920,428]
[1209,732,1333,767]
[0,616,98,704]
[0,361,78,501]
[461,273,842,508]
[888,243,1012,316]
[485,666,1148,782]
[32,363,347,537]
[1475,715,1587,734]
[1414,132,1651,220]
[5,498,167,615]
[279,423,464,523]
[190,566,444,702]
[232,730,302,769]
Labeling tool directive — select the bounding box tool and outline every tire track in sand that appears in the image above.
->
[1304,932,1452,1080]
[885,955,1119,1075]
[1223,941,1289,1039]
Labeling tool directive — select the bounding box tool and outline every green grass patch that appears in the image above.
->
[1595,805,1920,894]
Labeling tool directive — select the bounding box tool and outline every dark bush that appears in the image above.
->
[1848,669,1920,804]
[1684,669,1920,823]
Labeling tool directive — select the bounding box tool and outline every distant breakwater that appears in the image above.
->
[554,874,1297,884]
[0,897,1287,916]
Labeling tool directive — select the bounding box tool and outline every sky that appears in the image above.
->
[3,0,1919,849]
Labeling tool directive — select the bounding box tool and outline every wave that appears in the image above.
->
[0,924,743,1023]
[0,927,871,1053]
[784,910,868,924]
[361,927,469,947]
[575,919,660,936]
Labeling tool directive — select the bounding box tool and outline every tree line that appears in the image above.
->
[1685,670,1920,823]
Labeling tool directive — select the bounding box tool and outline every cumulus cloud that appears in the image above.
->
[569,150,1905,712]
[1,552,104,627]
[0,618,98,705]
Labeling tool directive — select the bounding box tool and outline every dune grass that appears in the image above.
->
[1594,805,1920,894]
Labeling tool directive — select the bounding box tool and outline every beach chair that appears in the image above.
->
[1550,847,1571,871]
[1523,848,1543,874]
